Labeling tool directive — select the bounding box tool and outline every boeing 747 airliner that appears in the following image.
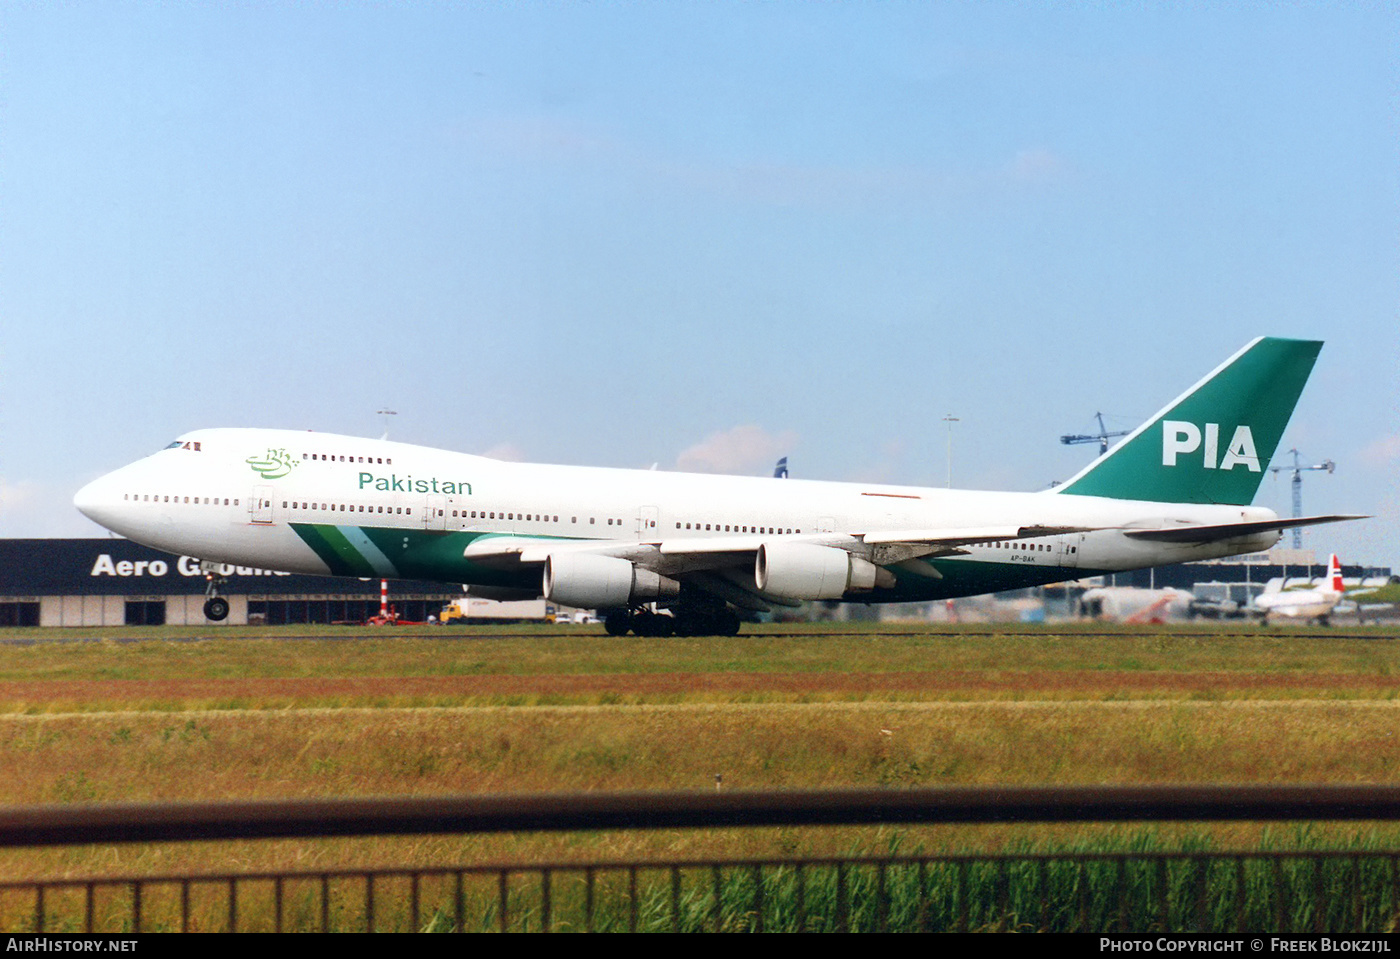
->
[74,337,1361,636]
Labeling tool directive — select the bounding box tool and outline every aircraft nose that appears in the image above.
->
[73,473,121,528]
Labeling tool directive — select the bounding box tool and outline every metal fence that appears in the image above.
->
[4,785,1400,933]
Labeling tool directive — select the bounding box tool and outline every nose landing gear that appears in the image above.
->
[200,562,230,622]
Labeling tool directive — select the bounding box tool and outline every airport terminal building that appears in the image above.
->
[0,539,462,627]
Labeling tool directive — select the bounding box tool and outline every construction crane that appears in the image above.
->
[1268,449,1336,550]
[1061,412,1131,456]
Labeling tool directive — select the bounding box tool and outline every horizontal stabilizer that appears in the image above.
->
[1123,514,1366,544]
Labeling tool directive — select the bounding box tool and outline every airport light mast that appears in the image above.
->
[942,414,958,487]
[377,408,397,440]
[1268,449,1336,550]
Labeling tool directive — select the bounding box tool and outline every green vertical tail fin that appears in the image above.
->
[1055,337,1322,505]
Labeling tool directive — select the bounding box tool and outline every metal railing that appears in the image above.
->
[4,785,1400,933]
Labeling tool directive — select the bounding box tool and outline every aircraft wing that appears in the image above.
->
[1123,514,1366,544]
[458,525,1096,612]
[461,525,1091,568]
[858,525,1089,547]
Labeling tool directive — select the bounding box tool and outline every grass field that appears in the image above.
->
[0,622,1397,900]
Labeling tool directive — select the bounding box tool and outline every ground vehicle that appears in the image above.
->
[438,600,470,624]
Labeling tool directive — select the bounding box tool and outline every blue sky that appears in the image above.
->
[3,4,1396,567]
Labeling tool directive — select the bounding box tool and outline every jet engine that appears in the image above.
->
[754,542,891,601]
[543,553,680,609]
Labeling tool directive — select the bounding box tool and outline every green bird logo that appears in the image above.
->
[246,448,298,479]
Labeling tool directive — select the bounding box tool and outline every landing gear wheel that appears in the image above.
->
[603,611,633,636]
[672,606,741,637]
[200,561,230,623]
[632,611,675,638]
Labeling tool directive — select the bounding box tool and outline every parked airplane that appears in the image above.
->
[1253,553,1348,625]
[74,337,1361,636]
[1079,586,1196,623]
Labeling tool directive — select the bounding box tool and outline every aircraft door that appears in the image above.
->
[637,506,659,540]
[423,494,447,531]
[250,486,274,525]
[1057,534,1083,569]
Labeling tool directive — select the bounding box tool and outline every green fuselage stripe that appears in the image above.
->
[291,524,386,578]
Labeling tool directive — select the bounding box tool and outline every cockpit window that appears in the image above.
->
[164,441,182,450]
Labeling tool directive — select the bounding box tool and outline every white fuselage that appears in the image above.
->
[1254,588,1342,620]
[74,428,1283,603]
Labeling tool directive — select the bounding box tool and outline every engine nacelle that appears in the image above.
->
[754,542,886,601]
[543,553,680,609]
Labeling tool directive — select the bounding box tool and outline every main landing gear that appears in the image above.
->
[200,562,230,622]
[602,605,742,638]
